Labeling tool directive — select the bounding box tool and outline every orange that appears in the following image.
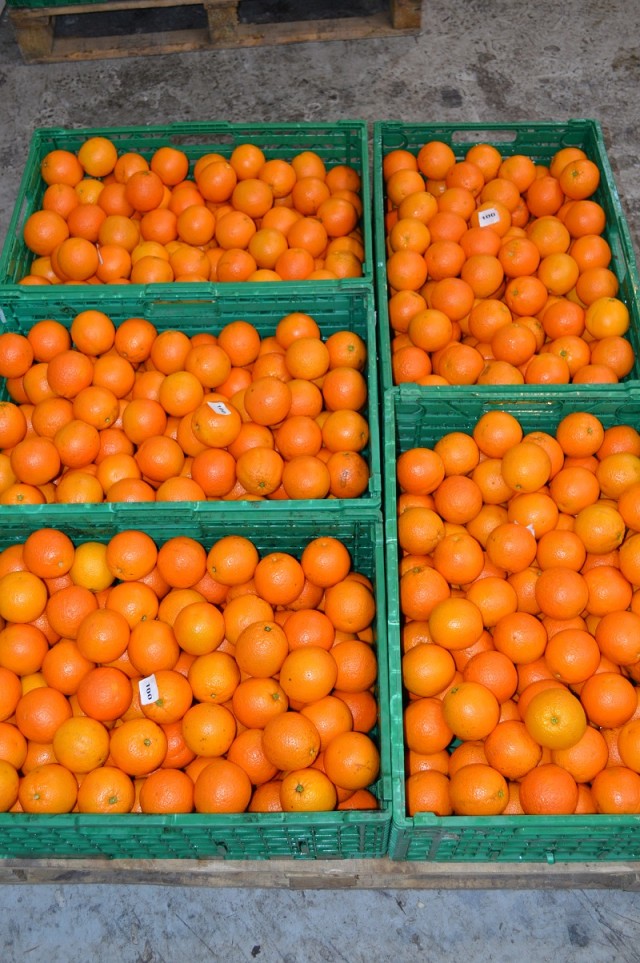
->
[226,728,278,786]
[0,667,22,722]
[403,697,453,754]
[461,649,518,703]
[428,596,485,652]
[402,644,456,699]
[22,529,75,580]
[14,686,72,742]
[534,567,589,620]
[0,722,28,770]
[75,665,132,721]
[0,569,48,624]
[187,650,240,704]
[262,711,321,771]
[523,685,587,749]
[234,620,289,678]
[41,639,95,696]
[181,702,236,757]
[472,409,523,458]
[75,607,130,664]
[127,618,180,676]
[323,578,375,634]
[432,531,484,586]
[231,677,288,730]
[406,770,452,816]
[400,563,450,621]
[138,769,194,814]
[484,719,543,780]
[299,536,352,588]
[109,718,167,777]
[448,763,508,815]
[573,503,625,555]
[579,672,637,729]
[278,647,338,704]
[193,758,252,813]
[156,536,207,590]
[139,669,193,725]
[518,763,579,814]
[252,552,304,607]
[321,730,380,792]
[52,715,110,773]
[279,768,338,812]
[591,766,640,814]
[18,763,78,814]
[441,680,500,741]
[172,600,225,656]
[0,760,20,812]
[551,724,609,783]
[544,628,601,684]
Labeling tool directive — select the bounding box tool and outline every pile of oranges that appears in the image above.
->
[0,528,381,815]
[398,409,640,816]
[384,139,635,386]
[19,136,365,285]
[0,309,370,503]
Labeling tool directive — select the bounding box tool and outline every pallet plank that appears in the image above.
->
[9,0,422,64]
[1,858,640,890]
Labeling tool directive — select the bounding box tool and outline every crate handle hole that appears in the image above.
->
[451,129,518,144]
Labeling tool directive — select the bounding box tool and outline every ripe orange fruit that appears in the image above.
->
[19,763,78,814]
[181,702,236,757]
[484,719,542,780]
[441,681,500,741]
[193,758,252,813]
[279,647,338,704]
[579,672,638,728]
[315,731,379,796]
[14,686,72,742]
[75,665,133,722]
[591,766,640,814]
[109,718,167,777]
[519,763,579,814]
[551,724,609,783]
[448,763,508,815]
[233,620,289,678]
[523,685,587,749]
[52,716,110,773]
[261,711,321,771]
[404,697,453,754]
[279,768,338,812]
[139,769,194,814]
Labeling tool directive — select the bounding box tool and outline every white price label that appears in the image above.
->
[477,207,500,228]
[139,674,159,706]
[208,401,231,416]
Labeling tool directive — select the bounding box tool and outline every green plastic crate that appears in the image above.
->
[0,286,381,525]
[372,118,640,393]
[0,508,391,859]
[384,385,640,862]
[0,120,372,290]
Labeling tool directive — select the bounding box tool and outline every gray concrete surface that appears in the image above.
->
[1,1,640,960]
[3,882,640,962]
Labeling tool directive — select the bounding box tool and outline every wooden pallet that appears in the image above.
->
[8,0,422,64]
[2,856,640,890]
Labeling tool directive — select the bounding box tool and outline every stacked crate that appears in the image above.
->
[372,120,640,862]
[0,122,392,859]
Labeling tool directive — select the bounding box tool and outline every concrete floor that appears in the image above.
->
[1,0,640,960]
